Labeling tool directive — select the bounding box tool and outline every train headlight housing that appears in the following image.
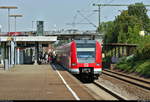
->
[72,63,76,66]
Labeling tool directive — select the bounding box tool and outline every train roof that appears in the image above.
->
[56,40,99,50]
[74,40,96,44]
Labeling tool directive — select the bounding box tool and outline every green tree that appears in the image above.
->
[98,21,115,43]
[128,3,150,32]
[100,3,149,44]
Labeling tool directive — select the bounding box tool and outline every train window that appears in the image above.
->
[77,51,95,63]
[76,43,95,48]
[76,43,96,63]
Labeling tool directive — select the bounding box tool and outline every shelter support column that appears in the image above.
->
[16,48,20,64]
[11,41,15,66]
[34,42,39,65]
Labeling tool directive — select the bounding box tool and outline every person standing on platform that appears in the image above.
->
[48,54,51,64]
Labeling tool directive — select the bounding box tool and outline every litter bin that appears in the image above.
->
[4,59,9,70]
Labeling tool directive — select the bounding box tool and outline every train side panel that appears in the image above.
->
[69,41,79,74]
[94,41,102,74]
[56,43,71,69]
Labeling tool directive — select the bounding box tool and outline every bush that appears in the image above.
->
[103,56,112,63]
[135,60,150,77]
[103,56,112,68]
[116,56,132,71]
[116,53,150,77]
[117,63,129,70]
[135,43,150,60]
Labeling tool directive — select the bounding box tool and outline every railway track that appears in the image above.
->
[103,69,150,90]
[93,81,127,100]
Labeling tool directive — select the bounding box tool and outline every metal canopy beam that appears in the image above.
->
[0,36,57,42]
[93,4,150,7]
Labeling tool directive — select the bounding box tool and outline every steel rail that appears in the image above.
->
[102,71,150,90]
[93,81,127,100]
[104,69,150,84]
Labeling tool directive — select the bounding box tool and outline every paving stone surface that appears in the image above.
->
[0,65,95,100]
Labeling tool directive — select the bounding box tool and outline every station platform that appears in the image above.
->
[0,64,95,100]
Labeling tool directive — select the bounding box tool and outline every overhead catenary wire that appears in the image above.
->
[77,10,97,28]
[78,12,95,24]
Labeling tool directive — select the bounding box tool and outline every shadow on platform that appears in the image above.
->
[50,63,66,71]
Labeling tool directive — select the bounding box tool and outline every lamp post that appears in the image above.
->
[0,6,18,35]
[9,14,23,34]
[0,6,18,67]
[9,14,23,65]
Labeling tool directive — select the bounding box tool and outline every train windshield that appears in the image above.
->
[76,43,95,63]
[77,51,95,58]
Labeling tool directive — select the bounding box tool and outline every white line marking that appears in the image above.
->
[52,64,80,100]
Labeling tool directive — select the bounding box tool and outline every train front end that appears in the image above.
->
[70,40,102,80]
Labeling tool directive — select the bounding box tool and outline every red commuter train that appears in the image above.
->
[55,40,102,81]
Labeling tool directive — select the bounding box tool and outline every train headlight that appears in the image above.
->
[96,63,101,66]
[72,63,76,66]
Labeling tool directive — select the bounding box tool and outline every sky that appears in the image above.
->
[0,0,150,32]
